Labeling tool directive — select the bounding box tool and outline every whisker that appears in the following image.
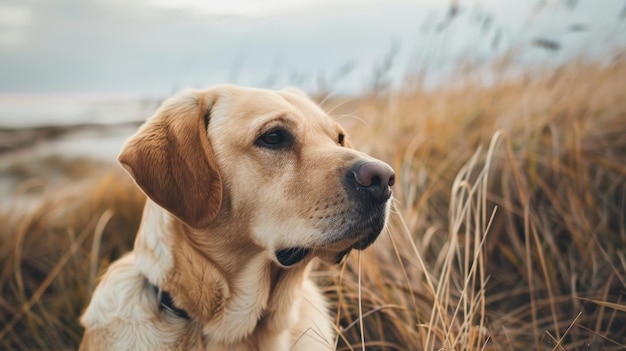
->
[334,113,372,128]
[321,96,353,115]
[318,92,339,109]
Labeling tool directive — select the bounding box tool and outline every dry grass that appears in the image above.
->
[0,167,145,350]
[1,59,625,350]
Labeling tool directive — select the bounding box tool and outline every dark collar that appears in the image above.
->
[150,284,191,320]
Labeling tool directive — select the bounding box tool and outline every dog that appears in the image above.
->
[79,85,395,350]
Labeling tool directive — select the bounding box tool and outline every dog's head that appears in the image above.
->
[119,85,394,268]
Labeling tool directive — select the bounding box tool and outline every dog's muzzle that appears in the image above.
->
[275,159,395,267]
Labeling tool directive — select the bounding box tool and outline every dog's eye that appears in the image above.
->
[338,133,345,146]
[255,128,292,149]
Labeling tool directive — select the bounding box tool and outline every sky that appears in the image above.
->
[0,0,624,97]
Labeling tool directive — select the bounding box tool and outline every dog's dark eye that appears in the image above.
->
[255,128,292,149]
[338,133,345,146]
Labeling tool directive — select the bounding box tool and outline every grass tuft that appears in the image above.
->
[0,166,144,350]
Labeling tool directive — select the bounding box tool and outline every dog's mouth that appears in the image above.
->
[275,246,349,267]
[275,247,311,266]
[275,230,381,267]
[275,204,389,267]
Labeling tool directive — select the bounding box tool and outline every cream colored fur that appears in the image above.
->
[79,85,393,350]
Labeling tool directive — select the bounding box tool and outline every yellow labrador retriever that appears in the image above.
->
[79,85,395,350]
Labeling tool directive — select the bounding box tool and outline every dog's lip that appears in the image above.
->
[350,230,380,250]
[275,210,386,267]
[334,248,352,264]
[330,234,376,264]
[276,231,378,267]
[276,246,353,266]
[275,247,311,266]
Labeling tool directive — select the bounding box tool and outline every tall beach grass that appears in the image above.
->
[1,59,625,350]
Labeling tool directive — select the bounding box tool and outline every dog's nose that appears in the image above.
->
[350,161,395,202]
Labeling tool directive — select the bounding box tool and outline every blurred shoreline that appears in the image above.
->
[0,93,159,129]
[0,121,140,155]
[0,121,138,204]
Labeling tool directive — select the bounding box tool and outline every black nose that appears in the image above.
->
[350,161,395,202]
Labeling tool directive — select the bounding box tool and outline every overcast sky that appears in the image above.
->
[0,0,624,95]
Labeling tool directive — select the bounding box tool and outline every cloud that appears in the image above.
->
[0,5,32,46]
[144,0,406,17]
[0,5,32,27]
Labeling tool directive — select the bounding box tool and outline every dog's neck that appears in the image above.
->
[133,200,311,345]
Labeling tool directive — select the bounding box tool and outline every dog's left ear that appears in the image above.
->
[118,89,222,229]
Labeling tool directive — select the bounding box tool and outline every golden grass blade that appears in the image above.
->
[357,251,365,351]
[0,211,102,340]
[577,298,626,313]
[88,209,114,292]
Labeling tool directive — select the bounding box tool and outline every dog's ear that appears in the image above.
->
[118,89,222,229]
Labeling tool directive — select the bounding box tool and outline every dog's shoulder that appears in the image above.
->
[80,253,150,327]
[79,253,197,350]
